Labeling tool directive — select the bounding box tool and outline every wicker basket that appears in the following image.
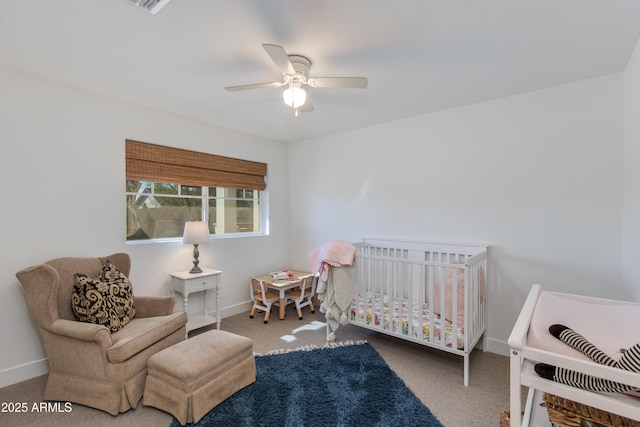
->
[500,410,524,427]
[543,393,640,427]
[500,410,510,427]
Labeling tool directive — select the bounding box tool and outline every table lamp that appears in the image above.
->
[183,220,210,273]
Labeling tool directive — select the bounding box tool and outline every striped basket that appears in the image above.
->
[543,393,640,427]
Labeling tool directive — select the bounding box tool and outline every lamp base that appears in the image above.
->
[189,244,203,274]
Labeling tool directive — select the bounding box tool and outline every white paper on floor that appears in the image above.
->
[280,320,326,342]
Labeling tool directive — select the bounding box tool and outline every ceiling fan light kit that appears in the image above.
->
[283,86,307,108]
[225,44,368,114]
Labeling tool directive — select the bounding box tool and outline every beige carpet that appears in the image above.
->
[0,307,512,426]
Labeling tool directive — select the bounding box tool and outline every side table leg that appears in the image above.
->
[183,294,188,315]
[216,286,221,329]
[202,289,207,320]
[181,293,190,335]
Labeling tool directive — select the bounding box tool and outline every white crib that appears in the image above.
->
[348,238,488,386]
[508,284,640,427]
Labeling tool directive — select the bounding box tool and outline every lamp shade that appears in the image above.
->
[183,221,210,245]
[283,86,307,108]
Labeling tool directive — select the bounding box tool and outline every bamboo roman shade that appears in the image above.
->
[125,140,267,191]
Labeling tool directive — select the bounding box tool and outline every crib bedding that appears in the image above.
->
[349,292,464,349]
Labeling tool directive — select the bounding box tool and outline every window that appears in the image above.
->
[125,140,267,241]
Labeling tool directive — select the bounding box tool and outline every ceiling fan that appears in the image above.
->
[225,44,368,115]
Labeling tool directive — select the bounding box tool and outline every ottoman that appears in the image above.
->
[143,329,256,425]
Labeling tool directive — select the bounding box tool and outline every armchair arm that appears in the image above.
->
[45,319,113,380]
[134,296,176,317]
[49,319,112,350]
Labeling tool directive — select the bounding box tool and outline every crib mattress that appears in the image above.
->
[349,292,464,349]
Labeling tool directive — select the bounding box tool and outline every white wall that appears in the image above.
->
[0,69,291,387]
[288,73,626,355]
[2,59,637,386]
[623,37,640,300]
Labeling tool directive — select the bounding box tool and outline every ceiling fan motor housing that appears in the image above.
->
[287,55,311,82]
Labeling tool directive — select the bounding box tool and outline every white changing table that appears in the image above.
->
[516,389,553,427]
[508,284,640,427]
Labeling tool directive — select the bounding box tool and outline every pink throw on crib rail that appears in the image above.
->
[308,240,356,281]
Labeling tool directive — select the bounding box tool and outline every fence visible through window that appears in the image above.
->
[126,181,262,241]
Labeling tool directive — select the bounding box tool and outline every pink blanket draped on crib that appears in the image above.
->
[308,240,356,281]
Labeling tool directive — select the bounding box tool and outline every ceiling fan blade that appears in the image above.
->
[262,44,295,74]
[224,82,284,92]
[307,77,368,89]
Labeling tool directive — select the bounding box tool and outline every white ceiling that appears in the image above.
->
[2,0,640,143]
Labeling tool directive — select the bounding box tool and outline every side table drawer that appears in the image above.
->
[184,274,218,293]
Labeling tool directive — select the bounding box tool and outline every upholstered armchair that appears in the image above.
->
[16,253,187,415]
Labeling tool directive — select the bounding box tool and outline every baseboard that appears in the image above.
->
[0,357,48,389]
[485,337,510,357]
[219,301,253,318]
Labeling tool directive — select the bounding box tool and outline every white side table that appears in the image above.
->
[169,268,222,332]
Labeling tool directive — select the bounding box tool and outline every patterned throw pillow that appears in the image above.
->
[71,260,136,332]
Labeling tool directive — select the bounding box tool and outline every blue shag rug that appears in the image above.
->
[169,341,443,427]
